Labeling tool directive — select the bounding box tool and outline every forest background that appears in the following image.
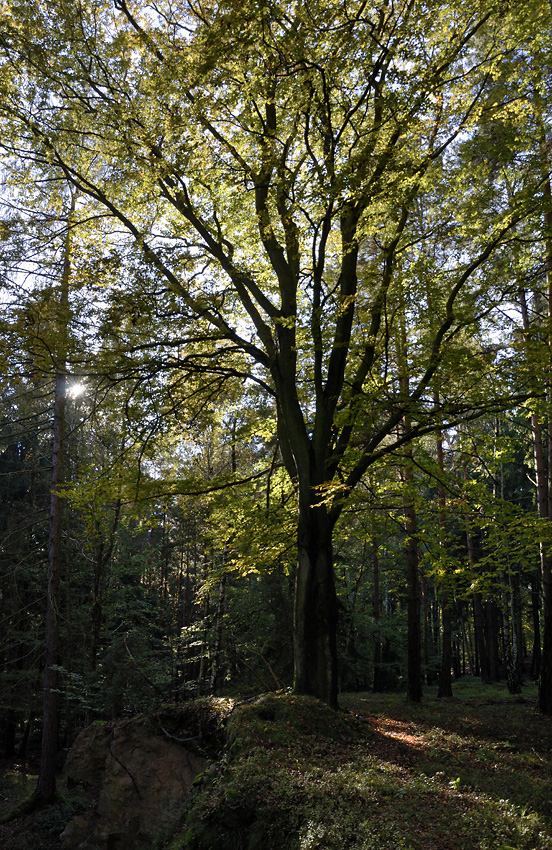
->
[1,0,552,809]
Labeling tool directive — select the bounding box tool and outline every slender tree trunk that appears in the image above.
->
[34,202,74,806]
[458,601,475,676]
[420,561,431,685]
[341,544,365,691]
[465,475,491,684]
[507,568,523,693]
[372,530,385,692]
[434,404,452,698]
[531,571,542,679]
[539,111,552,713]
[473,592,491,685]
[210,559,227,695]
[519,284,552,709]
[439,591,453,696]
[396,287,422,702]
[486,600,501,682]
[404,498,422,701]
[402,457,422,703]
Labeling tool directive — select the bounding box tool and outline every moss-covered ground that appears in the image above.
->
[173,680,552,850]
[1,680,552,849]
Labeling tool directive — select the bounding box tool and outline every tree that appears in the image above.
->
[0,0,547,706]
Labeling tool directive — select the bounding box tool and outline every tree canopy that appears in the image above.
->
[0,0,551,710]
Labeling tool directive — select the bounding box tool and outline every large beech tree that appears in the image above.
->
[0,0,547,706]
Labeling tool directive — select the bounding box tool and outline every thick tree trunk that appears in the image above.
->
[293,502,338,708]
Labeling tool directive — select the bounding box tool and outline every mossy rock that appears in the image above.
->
[177,694,364,850]
[226,693,361,756]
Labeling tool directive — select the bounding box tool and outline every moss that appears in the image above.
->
[226,693,362,756]
[162,688,552,850]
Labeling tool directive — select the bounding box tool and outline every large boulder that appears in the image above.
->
[61,718,210,850]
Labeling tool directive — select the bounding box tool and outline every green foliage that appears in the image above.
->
[0,0,551,754]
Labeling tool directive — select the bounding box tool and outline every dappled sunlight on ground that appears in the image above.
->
[367,716,429,749]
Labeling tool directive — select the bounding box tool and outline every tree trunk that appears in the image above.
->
[341,543,365,692]
[403,471,422,703]
[507,568,523,693]
[372,533,385,692]
[458,600,475,676]
[210,563,227,695]
[473,592,490,684]
[435,408,453,698]
[531,571,542,679]
[397,290,422,702]
[539,112,552,713]
[33,199,75,807]
[293,502,338,708]
[420,561,431,685]
[466,506,491,684]
[540,573,552,712]
[438,592,453,697]
[34,369,65,805]
[486,600,501,682]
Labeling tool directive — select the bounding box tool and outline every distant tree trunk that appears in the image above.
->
[434,406,452,698]
[439,592,453,696]
[507,568,523,693]
[372,532,385,692]
[405,510,422,701]
[419,561,431,685]
[465,487,491,685]
[402,456,422,703]
[458,600,475,676]
[486,600,501,682]
[210,555,227,695]
[473,593,490,684]
[17,715,32,760]
[341,543,366,691]
[90,498,123,671]
[531,571,542,679]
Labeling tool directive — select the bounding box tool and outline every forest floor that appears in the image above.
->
[1,679,552,849]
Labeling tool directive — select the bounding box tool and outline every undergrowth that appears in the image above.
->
[168,681,552,850]
[1,681,551,849]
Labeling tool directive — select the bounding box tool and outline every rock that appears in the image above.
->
[61,720,209,850]
[64,723,112,790]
